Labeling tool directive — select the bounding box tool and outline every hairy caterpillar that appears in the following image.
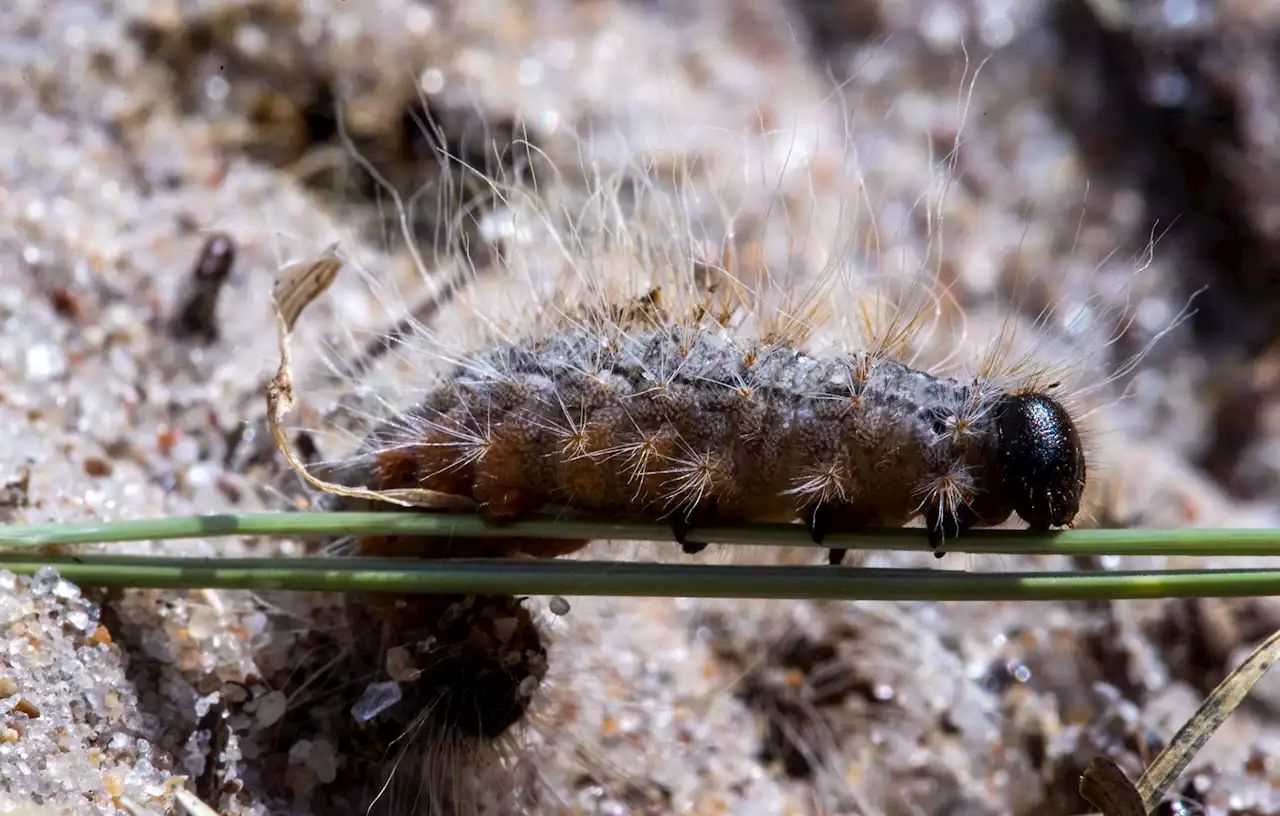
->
[251,41,1194,815]
[281,132,1174,571]
[265,57,1191,578]
[260,151,1173,816]
[310,268,1087,566]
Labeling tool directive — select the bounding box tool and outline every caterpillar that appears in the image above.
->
[259,156,1170,815]
[251,41,1194,815]
[308,267,1087,566]
[264,55,1188,575]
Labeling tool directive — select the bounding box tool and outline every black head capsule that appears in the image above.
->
[993,393,1086,530]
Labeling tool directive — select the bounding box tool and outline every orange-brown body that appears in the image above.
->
[320,325,1074,557]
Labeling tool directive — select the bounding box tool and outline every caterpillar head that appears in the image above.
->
[993,392,1086,530]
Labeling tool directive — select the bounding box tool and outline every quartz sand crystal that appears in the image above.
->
[0,567,176,813]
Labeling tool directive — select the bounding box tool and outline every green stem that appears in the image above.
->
[3,512,1280,558]
[3,553,1280,600]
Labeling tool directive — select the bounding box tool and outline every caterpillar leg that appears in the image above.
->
[671,497,723,555]
[671,514,705,554]
[924,502,976,558]
[803,503,848,566]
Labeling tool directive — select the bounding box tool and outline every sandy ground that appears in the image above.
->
[5,0,1280,814]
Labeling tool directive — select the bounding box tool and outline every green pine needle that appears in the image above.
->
[0,553,1279,600]
[1,512,1280,600]
[2,511,1280,556]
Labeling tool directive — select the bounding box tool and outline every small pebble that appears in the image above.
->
[287,739,311,765]
[307,738,337,784]
[187,606,219,639]
[24,345,67,381]
[385,646,420,682]
[351,681,402,724]
[29,567,59,596]
[82,457,113,477]
[14,698,39,719]
[254,690,287,728]
[518,675,540,698]
[66,609,90,632]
